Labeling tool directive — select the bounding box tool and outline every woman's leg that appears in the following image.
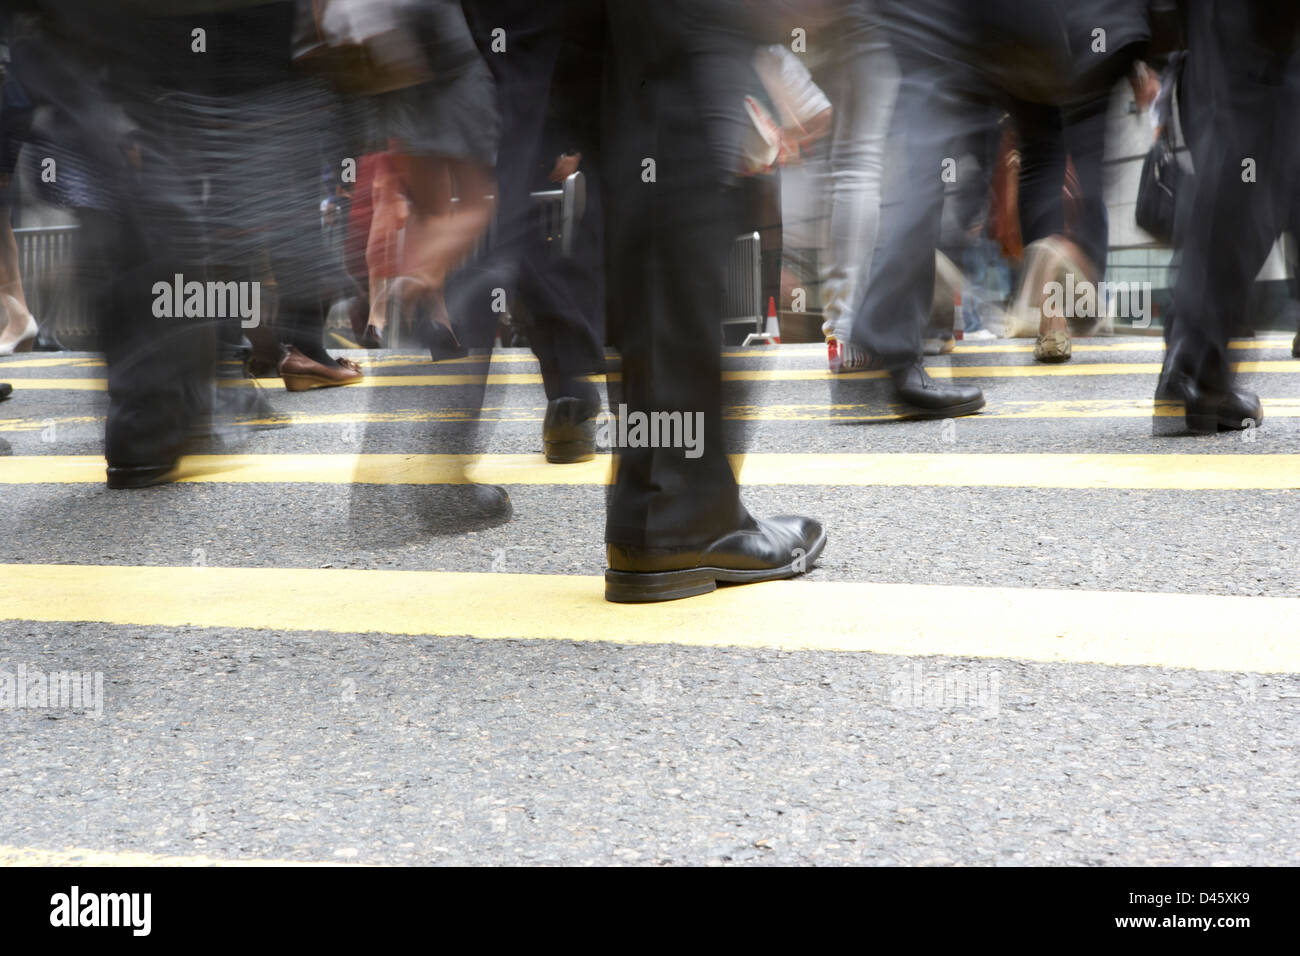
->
[393,153,495,331]
[364,152,407,336]
[0,192,34,343]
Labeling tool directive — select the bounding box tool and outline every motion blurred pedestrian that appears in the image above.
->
[601,0,825,603]
[1154,0,1300,434]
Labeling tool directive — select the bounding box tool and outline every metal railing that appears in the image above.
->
[15,184,765,346]
[530,171,586,259]
[13,224,86,339]
[723,231,763,338]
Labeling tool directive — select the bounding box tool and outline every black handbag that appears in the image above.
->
[1135,56,1186,245]
[1135,124,1180,244]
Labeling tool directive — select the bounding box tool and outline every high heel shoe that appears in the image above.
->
[427,319,467,361]
[0,306,38,356]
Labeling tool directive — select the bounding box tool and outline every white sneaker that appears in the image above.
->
[965,328,997,341]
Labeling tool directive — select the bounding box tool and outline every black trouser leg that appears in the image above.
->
[604,176,749,549]
[518,162,605,405]
[88,207,211,469]
[1062,44,1144,275]
[1011,99,1066,248]
[848,51,988,369]
[1168,1,1300,387]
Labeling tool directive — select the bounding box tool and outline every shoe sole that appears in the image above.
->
[282,375,363,392]
[545,441,596,464]
[106,467,177,490]
[604,527,827,603]
[1151,400,1263,437]
[1034,331,1071,363]
[828,377,986,420]
[894,395,986,421]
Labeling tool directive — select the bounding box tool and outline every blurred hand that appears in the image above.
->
[777,107,832,167]
[1131,61,1159,113]
[799,106,833,147]
[549,152,581,183]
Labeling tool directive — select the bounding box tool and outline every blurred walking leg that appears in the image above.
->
[601,2,824,603]
[1157,0,1300,434]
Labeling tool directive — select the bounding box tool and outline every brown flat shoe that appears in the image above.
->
[278,346,364,391]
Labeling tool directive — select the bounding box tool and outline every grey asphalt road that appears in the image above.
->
[1,339,1297,866]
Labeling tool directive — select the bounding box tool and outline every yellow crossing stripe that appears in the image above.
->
[6,359,1300,390]
[0,337,1291,370]
[7,398,1300,432]
[1,452,1298,488]
[0,563,1295,673]
[0,844,348,867]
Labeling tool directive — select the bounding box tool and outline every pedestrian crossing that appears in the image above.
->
[0,334,1291,371]
[11,398,1300,432]
[2,562,1296,673]
[2,338,1298,674]
[2,451,1299,488]
[9,359,1300,390]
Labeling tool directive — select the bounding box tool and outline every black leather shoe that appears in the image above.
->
[605,515,825,603]
[890,360,984,418]
[1153,354,1262,436]
[543,397,598,463]
[106,463,177,490]
[34,324,66,352]
[1292,332,1299,359]
[0,382,11,401]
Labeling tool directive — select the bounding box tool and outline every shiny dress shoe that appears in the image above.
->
[106,463,177,490]
[543,397,598,463]
[890,359,985,418]
[605,515,826,603]
[278,346,364,391]
[1153,364,1262,436]
[0,382,12,401]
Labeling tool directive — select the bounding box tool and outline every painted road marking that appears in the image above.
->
[5,360,1300,390]
[8,398,1300,433]
[2,452,1299,489]
[1,563,1295,673]
[2,338,1291,370]
[0,845,348,867]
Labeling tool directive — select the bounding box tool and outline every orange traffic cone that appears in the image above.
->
[765,296,781,344]
[744,297,781,346]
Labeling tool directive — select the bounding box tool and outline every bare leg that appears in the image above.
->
[0,185,33,340]
[364,155,407,335]
[392,155,495,329]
